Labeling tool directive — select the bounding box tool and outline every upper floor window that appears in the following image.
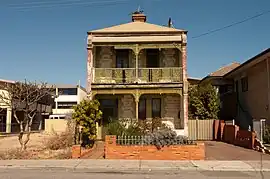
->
[116,50,129,68]
[219,85,233,94]
[241,77,248,92]
[146,49,159,68]
[59,88,77,95]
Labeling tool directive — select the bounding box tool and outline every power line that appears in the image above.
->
[192,9,270,39]
[8,0,133,10]
[7,0,161,10]
[7,0,86,6]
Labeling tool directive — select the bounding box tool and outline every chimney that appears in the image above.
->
[132,12,146,22]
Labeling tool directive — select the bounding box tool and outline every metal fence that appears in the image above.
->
[116,135,195,146]
[188,119,215,141]
[253,119,266,142]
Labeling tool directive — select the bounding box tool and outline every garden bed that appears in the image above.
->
[105,135,205,160]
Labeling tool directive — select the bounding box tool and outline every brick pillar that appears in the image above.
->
[72,145,81,159]
[87,46,93,100]
[181,42,188,136]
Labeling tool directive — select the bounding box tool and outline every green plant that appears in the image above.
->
[106,119,143,136]
[72,99,102,144]
[144,128,193,150]
[189,82,220,119]
[106,119,126,136]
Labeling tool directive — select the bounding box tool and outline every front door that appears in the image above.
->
[139,99,146,120]
[99,99,118,139]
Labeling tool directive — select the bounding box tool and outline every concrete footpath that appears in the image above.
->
[0,160,270,172]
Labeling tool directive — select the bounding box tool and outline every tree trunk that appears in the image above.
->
[22,115,35,150]
[18,122,24,150]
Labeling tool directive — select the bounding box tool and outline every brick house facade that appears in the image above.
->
[86,12,188,139]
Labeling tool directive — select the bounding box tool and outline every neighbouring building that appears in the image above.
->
[52,84,87,115]
[0,79,52,133]
[0,79,14,133]
[86,12,188,139]
[200,62,241,120]
[223,48,270,129]
[188,77,201,86]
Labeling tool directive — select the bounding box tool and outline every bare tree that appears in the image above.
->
[0,80,54,150]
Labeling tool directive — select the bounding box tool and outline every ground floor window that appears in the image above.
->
[99,99,118,125]
[152,98,161,118]
[139,99,146,120]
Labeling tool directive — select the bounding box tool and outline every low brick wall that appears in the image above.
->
[72,145,95,159]
[105,135,205,160]
[217,122,256,149]
[235,130,256,149]
[213,120,224,141]
[223,125,239,144]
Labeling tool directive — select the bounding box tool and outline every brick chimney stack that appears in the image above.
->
[132,12,146,22]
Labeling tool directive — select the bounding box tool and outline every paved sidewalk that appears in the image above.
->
[0,160,270,172]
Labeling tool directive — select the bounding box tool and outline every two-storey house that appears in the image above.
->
[86,12,188,139]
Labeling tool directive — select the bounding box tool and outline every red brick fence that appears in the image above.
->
[214,120,256,149]
[104,135,205,160]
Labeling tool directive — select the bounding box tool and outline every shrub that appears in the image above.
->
[72,99,102,145]
[45,120,74,150]
[106,119,142,136]
[0,148,30,160]
[145,128,193,149]
[189,82,220,119]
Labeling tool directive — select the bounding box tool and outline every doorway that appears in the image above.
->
[116,50,129,83]
[146,49,160,82]
[98,98,118,139]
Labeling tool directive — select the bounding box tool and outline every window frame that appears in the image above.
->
[241,77,248,92]
[151,98,161,118]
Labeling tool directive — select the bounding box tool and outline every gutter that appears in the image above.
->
[267,57,270,117]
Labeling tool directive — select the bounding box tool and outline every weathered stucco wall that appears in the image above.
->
[161,49,180,67]
[94,47,181,68]
[118,95,135,119]
[95,47,115,68]
[163,94,180,119]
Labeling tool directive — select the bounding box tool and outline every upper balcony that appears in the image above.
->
[91,47,183,85]
[94,67,182,84]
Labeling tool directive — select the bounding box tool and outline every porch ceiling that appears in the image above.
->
[91,35,182,43]
[91,88,183,98]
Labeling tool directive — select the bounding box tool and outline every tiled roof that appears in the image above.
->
[209,62,241,77]
[89,21,185,33]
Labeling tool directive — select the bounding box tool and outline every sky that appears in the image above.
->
[0,0,269,87]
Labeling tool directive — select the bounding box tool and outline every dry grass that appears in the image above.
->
[44,130,73,150]
[0,120,75,160]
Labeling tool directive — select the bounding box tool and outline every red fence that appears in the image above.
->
[213,120,256,149]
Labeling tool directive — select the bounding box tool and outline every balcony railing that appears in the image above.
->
[94,68,136,84]
[138,68,182,83]
[94,68,182,84]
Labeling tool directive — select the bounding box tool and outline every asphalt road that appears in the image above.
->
[0,169,270,179]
